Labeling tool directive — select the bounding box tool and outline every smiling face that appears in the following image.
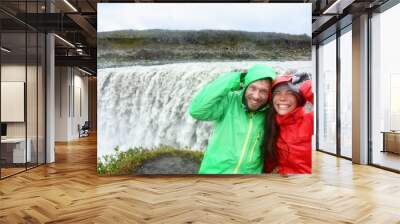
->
[244,79,271,112]
[273,85,298,115]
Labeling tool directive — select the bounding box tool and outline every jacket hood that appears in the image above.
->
[244,64,277,88]
[241,64,276,112]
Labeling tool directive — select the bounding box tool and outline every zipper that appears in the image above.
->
[249,133,261,162]
[233,112,254,174]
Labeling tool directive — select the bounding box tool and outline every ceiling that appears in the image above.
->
[0,0,392,75]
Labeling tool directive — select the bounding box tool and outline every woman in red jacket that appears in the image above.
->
[263,73,314,174]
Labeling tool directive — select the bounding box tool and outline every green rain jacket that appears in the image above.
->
[189,65,277,174]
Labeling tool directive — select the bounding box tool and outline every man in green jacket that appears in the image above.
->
[189,64,277,174]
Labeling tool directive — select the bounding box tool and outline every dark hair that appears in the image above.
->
[262,106,278,171]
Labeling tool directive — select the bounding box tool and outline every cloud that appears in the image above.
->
[98,3,311,35]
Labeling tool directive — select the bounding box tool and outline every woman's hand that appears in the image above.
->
[299,80,313,104]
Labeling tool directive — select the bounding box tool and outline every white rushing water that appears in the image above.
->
[97,61,312,160]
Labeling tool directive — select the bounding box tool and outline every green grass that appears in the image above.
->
[97,145,204,175]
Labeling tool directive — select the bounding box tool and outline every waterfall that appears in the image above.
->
[98,61,312,159]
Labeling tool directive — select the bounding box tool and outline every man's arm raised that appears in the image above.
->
[189,71,242,121]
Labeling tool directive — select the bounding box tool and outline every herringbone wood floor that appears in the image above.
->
[1,135,400,224]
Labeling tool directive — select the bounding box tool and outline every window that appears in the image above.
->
[317,36,337,154]
[371,3,400,171]
[0,2,46,179]
[339,28,352,158]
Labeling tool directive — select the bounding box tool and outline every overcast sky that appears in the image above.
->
[98,3,311,35]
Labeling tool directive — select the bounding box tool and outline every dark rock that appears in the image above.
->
[133,155,200,174]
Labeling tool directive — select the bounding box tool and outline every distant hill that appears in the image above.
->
[97,29,311,68]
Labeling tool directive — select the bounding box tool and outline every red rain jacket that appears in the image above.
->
[265,79,314,174]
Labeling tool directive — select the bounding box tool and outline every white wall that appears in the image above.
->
[55,67,89,141]
[1,65,38,138]
[1,64,26,81]
[72,72,89,138]
[1,65,27,141]
[1,63,46,163]
[1,82,25,122]
[55,66,69,141]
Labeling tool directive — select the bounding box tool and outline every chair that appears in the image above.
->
[79,121,90,138]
